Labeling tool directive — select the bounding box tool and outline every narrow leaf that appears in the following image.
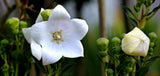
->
[147,4,160,16]
[122,5,138,20]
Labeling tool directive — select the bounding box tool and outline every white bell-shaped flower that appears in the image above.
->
[121,27,150,57]
[22,5,88,65]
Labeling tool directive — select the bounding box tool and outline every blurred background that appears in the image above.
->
[0,0,160,76]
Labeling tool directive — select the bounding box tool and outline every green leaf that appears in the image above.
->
[136,65,150,76]
[147,4,160,16]
[129,16,138,27]
[122,5,138,20]
[35,62,47,74]
[146,56,160,65]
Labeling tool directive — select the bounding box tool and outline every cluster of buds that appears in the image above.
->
[96,38,109,63]
[5,17,27,35]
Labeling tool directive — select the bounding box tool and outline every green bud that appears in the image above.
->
[149,42,154,48]
[10,66,14,73]
[146,0,154,6]
[99,50,107,57]
[2,64,8,72]
[149,48,153,52]
[41,9,52,21]
[140,0,146,3]
[134,3,141,12]
[125,67,133,73]
[125,57,136,67]
[6,17,19,34]
[111,37,121,47]
[96,38,109,51]
[148,32,157,41]
[1,39,9,45]
[19,21,27,30]
[107,69,114,76]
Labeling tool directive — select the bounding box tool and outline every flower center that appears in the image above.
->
[51,30,64,44]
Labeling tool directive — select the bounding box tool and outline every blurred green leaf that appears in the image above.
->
[136,65,150,76]
[122,5,138,20]
[147,4,160,16]
[35,62,47,74]
[128,16,138,27]
[146,56,160,65]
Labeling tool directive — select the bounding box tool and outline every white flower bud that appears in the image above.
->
[121,27,150,57]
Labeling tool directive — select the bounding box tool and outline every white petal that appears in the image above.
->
[62,40,84,58]
[71,19,88,40]
[31,22,51,44]
[122,35,141,54]
[48,5,70,22]
[22,28,31,43]
[31,40,42,60]
[127,27,149,41]
[41,39,63,65]
[35,8,44,23]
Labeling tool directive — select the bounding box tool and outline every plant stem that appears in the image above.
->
[48,65,53,76]
[98,0,107,37]
[15,35,19,51]
[98,0,107,76]
[15,64,19,76]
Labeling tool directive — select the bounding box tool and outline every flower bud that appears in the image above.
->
[2,64,8,72]
[1,39,9,45]
[107,69,114,76]
[111,37,121,47]
[96,38,109,51]
[149,42,154,48]
[148,32,157,41]
[41,9,52,21]
[140,0,146,3]
[6,17,19,34]
[121,27,150,57]
[10,66,14,73]
[19,21,27,30]
[134,3,141,12]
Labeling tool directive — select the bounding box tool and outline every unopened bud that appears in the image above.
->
[41,9,52,21]
[19,21,27,30]
[107,69,114,76]
[111,37,121,47]
[6,17,19,34]
[1,39,9,45]
[122,27,150,57]
[148,32,157,41]
[96,38,109,51]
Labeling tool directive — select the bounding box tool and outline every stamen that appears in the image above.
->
[51,30,64,44]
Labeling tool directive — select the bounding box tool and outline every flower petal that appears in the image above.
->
[31,22,51,44]
[22,28,31,43]
[70,19,88,40]
[62,40,84,58]
[41,39,63,65]
[131,41,149,57]
[48,5,70,22]
[31,40,42,60]
[36,8,44,23]
[122,35,141,54]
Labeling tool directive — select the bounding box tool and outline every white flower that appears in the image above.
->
[121,27,150,57]
[22,5,88,65]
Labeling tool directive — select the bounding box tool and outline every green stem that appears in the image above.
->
[145,6,150,15]
[15,35,19,51]
[131,64,136,76]
[24,70,29,76]
[48,65,53,76]
[15,64,19,76]
[55,63,61,76]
